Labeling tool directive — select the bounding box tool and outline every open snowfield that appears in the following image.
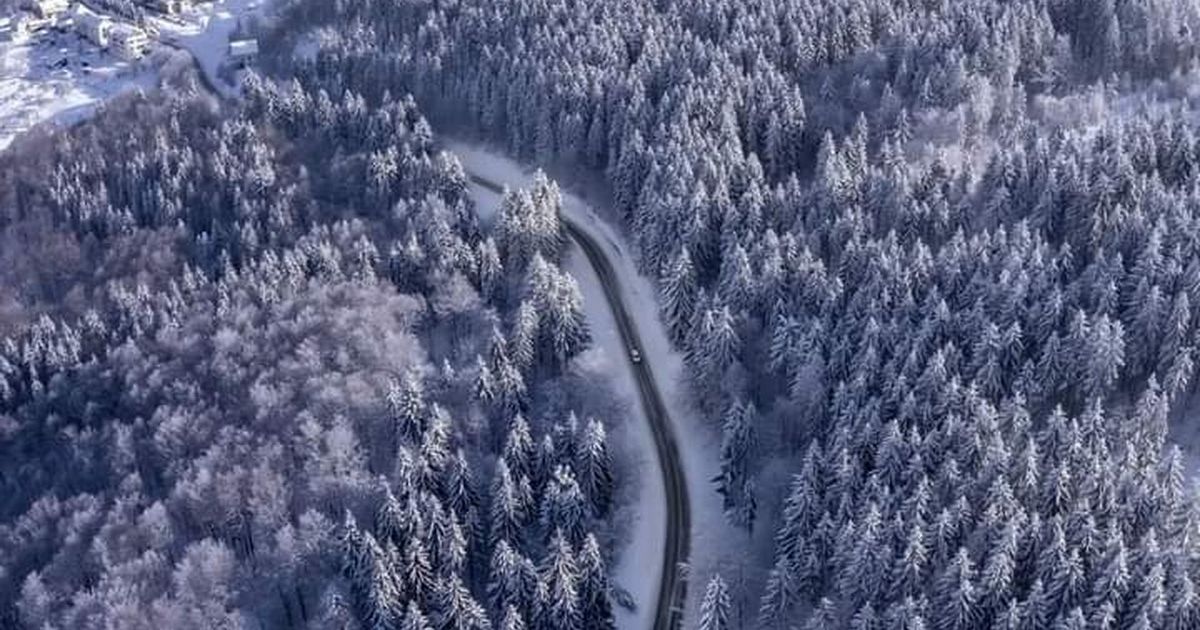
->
[1,0,268,151]
[0,29,158,151]
[451,140,756,627]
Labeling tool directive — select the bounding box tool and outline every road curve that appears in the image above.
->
[466,172,692,630]
[133,39,692,630]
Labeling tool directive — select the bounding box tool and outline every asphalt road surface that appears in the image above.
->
[467,172,692,630]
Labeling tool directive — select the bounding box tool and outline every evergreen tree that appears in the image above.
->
[488,541,526,618]
[661,247,698,343]
[575,418,614,517]
[538,531,580,630]
[391,370,427,445]
[935,549,977,630]
[432,575,491,630]
[402,601,433,630]
[716,400,758,529]
[698,574,732,630]
[576,534,614,630]
[540,465,588,544]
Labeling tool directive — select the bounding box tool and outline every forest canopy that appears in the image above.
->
[0,75,623,630]
[264,0,1200,627]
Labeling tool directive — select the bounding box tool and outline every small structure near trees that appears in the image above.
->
[74,6,111,47]
[228,38,258,68]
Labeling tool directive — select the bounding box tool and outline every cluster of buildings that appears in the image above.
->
[73,6,149,60]
[1,0,187,60]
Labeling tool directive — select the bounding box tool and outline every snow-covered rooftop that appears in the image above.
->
[228,39,257,58]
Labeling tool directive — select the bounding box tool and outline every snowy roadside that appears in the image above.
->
[464,159,666,630]
[450,140,754,627]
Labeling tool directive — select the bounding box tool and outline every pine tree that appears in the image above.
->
[475,356,497,406]
[758,559,799,628]
[577,534,614,630]
[503,415,536,480]
[978,519,1018,608]
[390,370,427,445]
[575,418,613,517]
[883,596,927,630]
[402,601,433,630]
[540,266,590,367]
[661,247,698,344]
[1158,292,1191,375]
[540,465,587,544]
[399,536,435,604]
[1052,608,1086,630]
[1085,314,1125,399]
[698,574,732,630]
[935,548,977,630]
[318,586,361,630]
[890,521,929,601]
[442,449,480,524]
[511,302,539,373]
[804,597,838,630]
[849,601,879,630]
[1023,578,1050,629]
[538,530,581,630]
[358,534,404,630]
[488,540,526,618]
[489,460,526,549]
[716,400,758,529]
[376,488,406,549]
[477,238,504,304]
[432,575,491,630]
[498,606,526,630]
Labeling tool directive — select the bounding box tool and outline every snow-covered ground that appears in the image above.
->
[1169,390,1200,479]
[0,0,268,151]
[0,28,159,150]
[450,140,756,627]
[152,0,267,98]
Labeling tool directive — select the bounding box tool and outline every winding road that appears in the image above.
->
[166,43,693,624]
[466,172,692,630]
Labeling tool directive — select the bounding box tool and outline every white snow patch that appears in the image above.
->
[1169,390,1200,480]
[1,0,271,151]
[152,0,269,98]
[0,29,159,151]
[449,139,755,627]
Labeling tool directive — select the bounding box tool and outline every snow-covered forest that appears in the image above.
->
[0,76,625,628]
[6,0,1200,628]
[254,0,1200,628]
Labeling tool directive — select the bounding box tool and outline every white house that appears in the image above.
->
[74,6,111,47]
[143,0,184,14]
[110,23,149,60]
[22,0,70,19]
[228,38,258,67]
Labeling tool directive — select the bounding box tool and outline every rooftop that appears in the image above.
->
[228,39,258,57]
